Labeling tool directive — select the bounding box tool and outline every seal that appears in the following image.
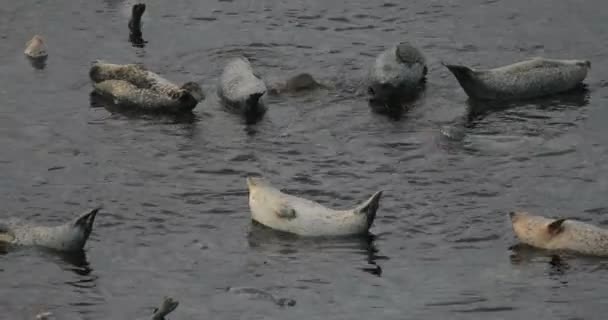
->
[218,57,267,117]
[509,211,608,257]
[24,35,48,59]
[0,207,100,252]
[267,73,326,95]
[89,61,204,113]
[367,42,427,104]
[151,296,179,320]
[246,177,383,236]
[128,3,147,47]
[444,57,591,101]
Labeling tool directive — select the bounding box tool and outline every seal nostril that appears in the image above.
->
[509,211,515,218]
[368,87,375,95]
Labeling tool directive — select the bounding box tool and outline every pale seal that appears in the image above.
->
[267,73,327,95]
[218,57,267,117]
[509,211,608,257]
[246,177,383,236]
[367,42,427,104]
[150,297,179,320]
[24,35,48,59]
[444,57,591,101]
[0,207,100,252]
[89,61,204,113]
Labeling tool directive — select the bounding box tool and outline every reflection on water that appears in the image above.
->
[247,221,386,277]
[368,82,427,120]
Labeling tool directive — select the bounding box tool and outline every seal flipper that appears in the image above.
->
[274,204,297,220]
[73,207,101,239]
[353,191,383,229]
[151,297,179,320]
[0,223,15,243]
[547,218,567,236]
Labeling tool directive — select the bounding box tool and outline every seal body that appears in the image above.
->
[218,57,267,116]
[444,57,590,101]
[510,211,608,257]
[89,61,204,113]
[0,207,100,252]
[367,42,427,104]
[247,177,382,236]
[150,297,179,320]
[267,73,326,95]
[24,35,48,59]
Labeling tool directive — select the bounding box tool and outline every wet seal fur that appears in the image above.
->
[218,57,267,118]
[151,297,179,320]
[247,177,382,236]
[128,3,147,47]
[367,42,427,105]
[89,61,204,113]
[510,211,608,257]
[0,207,100,252]
[24,35,48,69]
[444,57,591,101]
[267,73,327,95]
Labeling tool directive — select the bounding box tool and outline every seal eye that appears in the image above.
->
[368,87,375,95]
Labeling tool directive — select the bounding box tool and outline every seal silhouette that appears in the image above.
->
[89,61,204,113]
[0,207,100,252]
[444,57,590,101]
[247,177,382,236]
[510,211,608,257]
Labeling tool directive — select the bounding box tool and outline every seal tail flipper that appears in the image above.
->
[246,92,265,107]
[442,62,474,80]
[73,207,101,239]
[151,297,179,320]
[353,191,383,223]
[547,218,567,236]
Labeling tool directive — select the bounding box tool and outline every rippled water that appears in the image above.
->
[1,0,608,319]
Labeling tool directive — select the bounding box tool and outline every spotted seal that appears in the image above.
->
[367,42,427,104]
[510,211,608,257]
[89,61,204,113]
[150,297,179,320]
[0,207,100,252]
[444,57,591,101]
[247,177,382,236]
[218,57,267,116]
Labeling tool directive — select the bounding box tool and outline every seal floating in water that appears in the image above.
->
[267,73,326,95]
[128,3,147,47]
[444,57,591,101]
[510,211,608,257]
[367,42,427,104]
[24,35,48,59]
[247,177,382,236]
[89,61,204,113]
[0,207,100,252]
[218,57,267,117]
[151,296,179,320]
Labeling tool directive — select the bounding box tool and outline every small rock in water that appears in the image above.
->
[439,125,466,141]
[35,311,54,320]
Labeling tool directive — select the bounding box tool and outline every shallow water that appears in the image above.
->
[1,0,608,319]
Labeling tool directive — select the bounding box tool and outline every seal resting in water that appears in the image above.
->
[24,35,48,59]
[0,207,100,252]
[89,61,204,113]
[367,42,427,104]
[150,296,179,320]
[267,73,326,95]
[510,211,608,257]
[246,177,383,236]
[218,57,267,117]
[444,57,591,101]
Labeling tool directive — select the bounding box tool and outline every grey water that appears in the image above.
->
[1,0,608,319]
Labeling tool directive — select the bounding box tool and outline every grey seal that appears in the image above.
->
[0,207,100,252]
[367,42,427,104]
[24,35,48,59]
[247,177,382,236]
[444,57,591,101]
[218,57,267,117]
[89,61,204,113]
[510,211,608,257]
[150,297,179,320]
